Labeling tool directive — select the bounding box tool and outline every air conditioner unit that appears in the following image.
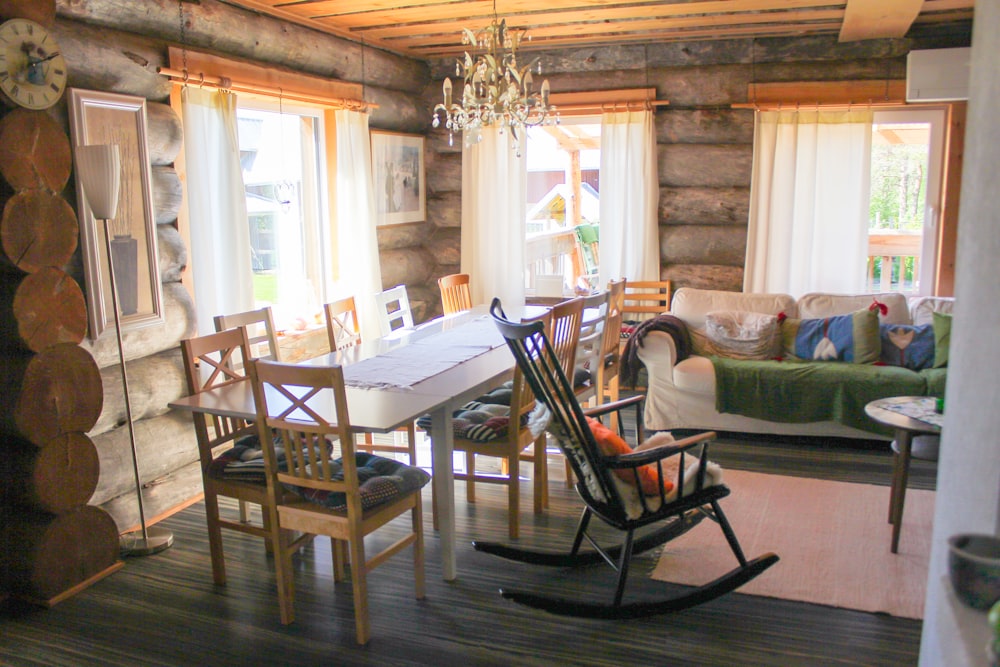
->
[906,47,970,102]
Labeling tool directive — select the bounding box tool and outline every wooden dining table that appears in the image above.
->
[169,305,543,581]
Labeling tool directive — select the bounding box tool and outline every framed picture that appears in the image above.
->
[68,88,163,340]
[370,130,425,225]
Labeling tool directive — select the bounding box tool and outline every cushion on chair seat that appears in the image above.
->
[417,380,549,442]
[208,431,318,483]
[286,452,431,512]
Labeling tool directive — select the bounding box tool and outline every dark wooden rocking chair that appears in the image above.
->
[473,298,779,619]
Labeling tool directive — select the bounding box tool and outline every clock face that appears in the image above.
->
[0,19,67,110]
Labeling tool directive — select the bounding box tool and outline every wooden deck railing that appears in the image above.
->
[867,230,922,294]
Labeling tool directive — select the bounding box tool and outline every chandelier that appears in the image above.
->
[431,2,557,155]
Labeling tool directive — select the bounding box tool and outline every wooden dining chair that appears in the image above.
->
[452,310,552,539]
[623,279,672,322]
[247,359,430,643]
[214,306,282,362]
[373,285,415,337]
[574,290,610,405]
[214,305,284,523]
[437,273,473,315]
[323,295,418,464]
[597,278,627,429]
[180,327,309,586]
[323,296,362,351]
[517,297,586,502]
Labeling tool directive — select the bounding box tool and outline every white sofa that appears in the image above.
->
[634,288,954,440]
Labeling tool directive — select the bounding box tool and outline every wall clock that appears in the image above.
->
[0,18,67,110]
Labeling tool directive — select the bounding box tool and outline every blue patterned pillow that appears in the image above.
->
[879,323,935,370]
[781,308,880,363]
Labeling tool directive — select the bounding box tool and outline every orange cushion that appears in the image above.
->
[586,418,673,496]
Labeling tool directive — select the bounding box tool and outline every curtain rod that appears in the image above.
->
[157,67,376,112]
[556,99,669,115]
[732,101,906,111]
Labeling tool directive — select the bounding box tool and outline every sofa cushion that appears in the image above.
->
[704,310,780,360]
[910,296,956,326]
[781,307,881,363]
[673,355,717,394]
[879,323,935,370]
[798,292,910,325]
[933,311,952,368]
[672,288,796,356]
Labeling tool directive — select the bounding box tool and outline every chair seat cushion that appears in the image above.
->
[287,452,431,512]
[209,432,297,483]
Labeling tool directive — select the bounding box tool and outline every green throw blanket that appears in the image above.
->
[711,357,948,435]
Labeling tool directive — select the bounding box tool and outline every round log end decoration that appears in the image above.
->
[0,109,72,192]
[1,190,79,273]
[0,505,119,601]
[2,432,100,513]
[13,267,87,351]
[14,342,104,445]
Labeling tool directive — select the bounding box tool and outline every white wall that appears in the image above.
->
[920,2,1000,664]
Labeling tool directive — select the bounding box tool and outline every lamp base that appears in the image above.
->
[119,526,174,557]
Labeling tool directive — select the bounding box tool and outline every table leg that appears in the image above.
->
[430,402,457,581]
[889,430,913,554]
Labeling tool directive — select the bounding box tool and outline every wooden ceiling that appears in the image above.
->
[222,0,974,60]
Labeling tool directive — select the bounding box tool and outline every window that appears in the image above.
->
[524,120,601,294]
[236,101,329,327]
[868,108,946,295]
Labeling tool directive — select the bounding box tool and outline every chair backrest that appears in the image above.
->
[623,280,672,322]
[489,298,620,515]
[324,296,362,351]
[214,306,281,362]
[437,273,473,315]
[575,291,609,388]
[180,327,258,453]
[373,285,415,337]
[247,360,361,512]
[603,278,626,360]
[548,297,585,382]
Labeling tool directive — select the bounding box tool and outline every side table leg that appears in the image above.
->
[889,430,913,554]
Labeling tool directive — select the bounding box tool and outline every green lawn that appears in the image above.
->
[252,272,277,304]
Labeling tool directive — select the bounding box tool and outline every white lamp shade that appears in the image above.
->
[75,144,121,220]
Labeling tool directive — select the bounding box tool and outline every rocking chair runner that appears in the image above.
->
[474,298,779,619]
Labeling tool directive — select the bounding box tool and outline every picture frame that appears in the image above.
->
[68,88,163,340]
[370,130,425,226]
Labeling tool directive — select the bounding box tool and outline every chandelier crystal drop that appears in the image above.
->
[431,3,557,156]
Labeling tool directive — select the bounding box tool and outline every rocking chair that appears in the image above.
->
[473,298,779,619]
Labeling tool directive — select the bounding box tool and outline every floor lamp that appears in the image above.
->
[75,144,173,556]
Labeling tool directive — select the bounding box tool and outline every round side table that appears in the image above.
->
[865,396,942,554]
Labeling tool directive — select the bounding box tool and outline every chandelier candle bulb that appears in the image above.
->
[443,78,452,107]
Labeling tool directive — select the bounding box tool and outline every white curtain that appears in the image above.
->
[332,109,383,339]
[744,109,873,297]
[181,86,254,335]
[598,109,660,287]
[461,127,527,308]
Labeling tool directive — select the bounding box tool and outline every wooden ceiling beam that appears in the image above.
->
[839,0,923,42]
[360,8,845,43]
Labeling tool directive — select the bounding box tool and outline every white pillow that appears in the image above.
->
[704,310,779,360]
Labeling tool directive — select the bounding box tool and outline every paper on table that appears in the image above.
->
[880,397,945,428]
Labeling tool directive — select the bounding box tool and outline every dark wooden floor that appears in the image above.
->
[1,431,936,667]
